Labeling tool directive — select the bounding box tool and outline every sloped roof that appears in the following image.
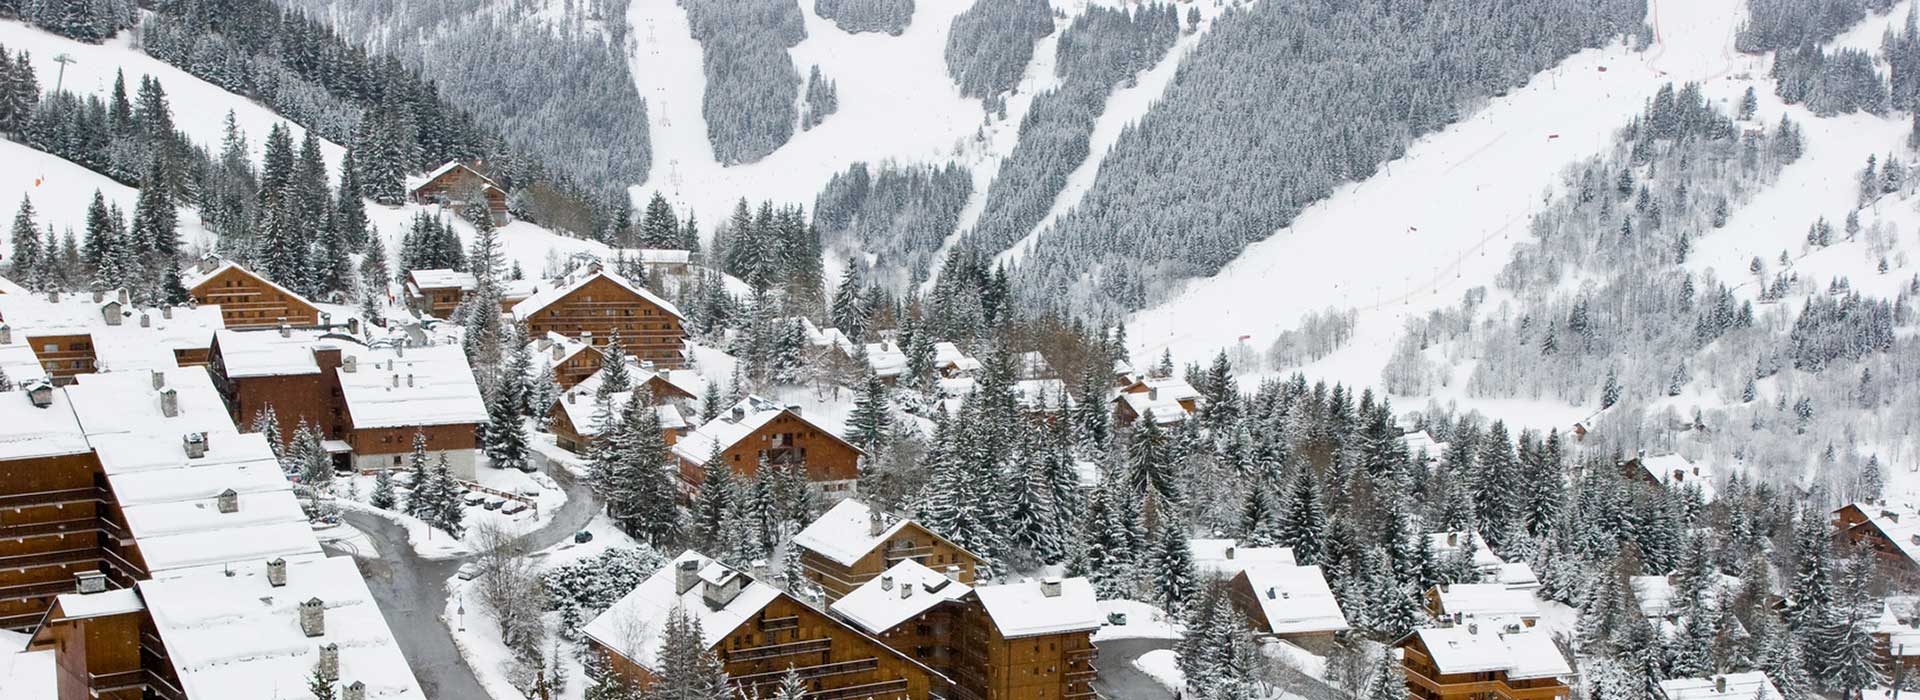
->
[1240,564,1349,635]
[671,396,859,465]
[213,328,327,378]
[831,559,972,635]
[1191,538,1296,577]
[184,261,317,311]
[1433,583,1539,619]
[1659,672,1781,700]
[408,269,478,292]
[1638,454,1718,502]
[337,344,488,429]
[67,368,238,439]
[406,161,502,194]
[973,577,1101,639]
[791,499,954,568]
[510,269,683,321]
[582,551,783,672]
[1409,623,1570,679]
[0,386,90,461]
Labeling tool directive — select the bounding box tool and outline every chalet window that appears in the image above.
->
[392,455,402,466]
[41,344,55,352]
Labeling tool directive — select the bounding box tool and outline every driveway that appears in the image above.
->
[1095,638,1177,700]
[328,455,602,699]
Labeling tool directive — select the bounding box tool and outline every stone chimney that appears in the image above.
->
[702,568,745,610]
[347,317,360,335]
[75,571,107,594]
[1149,386,1159,401]
[278,322,291,338]
[1447,532,1459,547]
[868,507,887,537]
[343,356,357,373]
[317,643,339,679]
[343,681,366,700]
[0,324,10,345]
[161,306,172,320]
[552,343,566,360]
[102,301,122,325]
[406,374,414,388]
[396,342,405,357]
[151,370,165,390]
[117,288,129,305]
[566,392,576,405]
[588,261,604,274]
[160,387,179,418]
[299,598,325,637]
[1225,545,1237,560]
[901,582,914,600]
[267,557,287,587]
[675,559,701,595]
[320,312,332,327]
[47,290,59,303]
[217,488,239,514]
[27,382,52,408]
[1040,577,1063,598]
[880,574,895,591]
[183,432,208,459]
[92,288,105,303]
[139,313,150,328]
[730,406,745,422]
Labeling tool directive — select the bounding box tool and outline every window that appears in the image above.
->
[392,455,402,466]
[41,344,55,353]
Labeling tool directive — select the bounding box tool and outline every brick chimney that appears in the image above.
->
[216,488,239,513]
[299,598,325,637]
[1040,577,1063,598]
[183,432,208,459]
[317,643,339,679]
[267,557,287,587]
[160,387,179,418]
[675,559,701,595]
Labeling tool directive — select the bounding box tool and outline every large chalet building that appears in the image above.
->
[1397,622,1572,700]
[511,265,688,369]
[184,260,325,330]
[585,551,942,700]
[952,577,1102,700]
[672,396,863,497]
[791,499,984,603]
[208,328,488,478]
[408,161,510,222]
[1834,501,1920,574]
[0,287,225,384]
[1224,563,1350,643]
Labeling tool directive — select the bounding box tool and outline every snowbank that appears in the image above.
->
[1133,649,1184,693]
[1093,599,1183,642]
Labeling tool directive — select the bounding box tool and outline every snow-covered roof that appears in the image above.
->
[1114,377,1200,423]
[555,391,687,439]
[931,342,979,373]
[1493,562,1540,590]
[1638,454,1718,502]
[863,341,907,378]
[1191,538,1296,577]
[791,499,928,567]
[831,559,973,635]
[0,290,225,372]
[1429,531,1506,570]
[406,161,501,194]
[0,385,90,460]
[583,551,783,672]
[936,376,976,399]
[213,328,328,377]
[1411,622,1570,679]
[1014,378,1071,412]
[1846,503,1920,565]
[672,396,857,465]
[408,268,478,292]
[1240,564,1349,635]
[798,318,857,355]
[1432,583,1539,620]
[1403,430,1449,461]
[510,269,683,321]
[1630,574,1740,619]
[573,359,704,400]
[93,431,322,577]
[67,368,238,439]
[183,260,317,311]
[973,577,1101,639]
[140,556,426,700]
[633,249,691,264]
[0,342,48,384]
[55,589,145,620]
[1874,605,1920,656]
[0,646,52,700]
[337,344,488,429]
[1659,672,1781,700]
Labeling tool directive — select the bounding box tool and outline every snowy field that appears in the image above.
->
[1124,0,1920,435]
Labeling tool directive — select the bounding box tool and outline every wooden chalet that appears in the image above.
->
[672,397,863,497]
[549,390,688,453]
[791,499,984,603]
[406,269,478,320]
[1834,502,1920,574]
[1397,623,1572,700]
[585,551,942,700]
[1624,454,1719,502]
[511,264,688,369]
[829,560,975,688]
[27,589,147,700]
[1424,583,1541,627]
[184,260,323,330]
[952,577,1101,700]
[1111,376,1200,426]
[530,332,604,389]
[1657,673,1782,700]
[0,385,110,631]
[1225,564,1350,642]
[408,161,510,221]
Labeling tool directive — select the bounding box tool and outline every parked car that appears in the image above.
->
[462,493,487,507]
[501,502,529,515]
[483,497,506,511]
[573,530,594,544]
[456,562,480,581]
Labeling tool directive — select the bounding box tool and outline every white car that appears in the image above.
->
[456,562,481,581]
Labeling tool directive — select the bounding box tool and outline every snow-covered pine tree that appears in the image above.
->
[9,195,40,289]
[1149,518,1197,615]
[1280,467,1327,564]
[483,370,530,472]
[597,335,634,397]
[692,451,737,551]
[429,453,465,538]
[403,433,436,521]
[369,468,397,510]
[846,358,891,454]
[617,390,680,547]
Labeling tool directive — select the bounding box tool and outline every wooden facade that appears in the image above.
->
[25,333,97,384]
[1833,503,1920,573]
[546,343,603,389]
[596,592,935,700]
[412,283,467,320]
[187,265,322,330]
[0,451,119,631]
[29,600,149,700]
[1398,633,1570,700]
[679,410,862,494]
[517,273,688,369]
[800,521,982,603]
[207,341,344,443]
[409,162,510,221]
[953,599,1097,700]
[864,603,964,685]
[345,422,478,469]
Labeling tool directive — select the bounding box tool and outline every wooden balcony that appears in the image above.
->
[735,657,879,686]
[0,487,107,511]
[1403,666,1568,700]
[810,678,908,700]
[757,615,800,632]
[727,637,833,662]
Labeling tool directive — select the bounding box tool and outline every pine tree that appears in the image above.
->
[1149,519,1198,615]
[692,452,737,551]
[846,359,891,455]
[9,195,40,288]
[1281,468,1327,564]
[430,453,465,538]
[653,605,730,700]
[1360,648,1409,700]
[1126,413,1179,507]
[483,372,531,472]
[403,434,436,521]
[615,390,680,546]
[307,663,337,700]
[370,468,397,510]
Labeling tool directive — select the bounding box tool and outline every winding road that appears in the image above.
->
[325,460,600,700]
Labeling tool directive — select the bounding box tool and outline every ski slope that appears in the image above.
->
[1123,0,1765,429]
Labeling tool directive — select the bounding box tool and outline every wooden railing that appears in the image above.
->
[734,657,878,686]
[810,678,908,700]
[727,637,833,662]
[757,615,800,632]
[0,486,106,510]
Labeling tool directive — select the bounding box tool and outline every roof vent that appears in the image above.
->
[299,598,325,637]
[75,571,107,594]
[1040,577,1063,598]
[1447,532,1460,546]
[183,432,208,459]
[267,557,287,587]
[391,374,399,389]
[159,387,179,418]
[217,488,239,513]
[675,559,701,595]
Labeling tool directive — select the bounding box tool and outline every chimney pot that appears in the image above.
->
[267,557,287,587]
[567,392,577,405]
[117,289,128,305]
[1225,545,1236,560]
[92,289,105,303]
[102,302,122,325]
[901,583,913,599]
[216,488,239,513]
[1714,677,1727,694]
[1040,577,1063,598]
[75,571,106,594]
[160,387,179,418]
[1467,622,1479,635]
[151,370,165,390]
[348,317,360,335]
[343,681,366,700]
[868,508,887,537]
[731,406,745,421]
[343,356,357,373]
[48,290,59,303]
[676,559,701,595]
[1447,532,1460,546]
[183,432,208,459]
[317,643,339,679]
[298,597,325,637]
